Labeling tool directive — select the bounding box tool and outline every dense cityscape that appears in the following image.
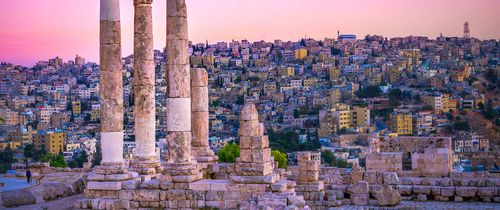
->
[1,24,498,171]
[0,0,499,209]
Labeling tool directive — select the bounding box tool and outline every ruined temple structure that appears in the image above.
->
[75,0,307,209]
[366,134,454,177]
[72,1,500,209]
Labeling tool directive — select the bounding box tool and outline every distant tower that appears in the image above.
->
[463,22,470,39]
[337,30,340,39]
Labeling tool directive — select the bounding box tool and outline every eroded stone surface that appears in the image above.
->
[371,185,401,206]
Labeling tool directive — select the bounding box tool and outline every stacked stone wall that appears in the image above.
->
[365,152,403,172]
[378,136,452,153]
[411,148,452,177]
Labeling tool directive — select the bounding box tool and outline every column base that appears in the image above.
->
[82,171,140,207]
[129,156,161,176]
[160,160,203,183]
[94,161,128,175]
[192,146,219,163]
[229,173,279,184]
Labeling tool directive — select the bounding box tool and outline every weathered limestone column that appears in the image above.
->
[191,68,218,163]
[77,2,140,208]
[231,103,278,184]
[163,0,202,183]
[96,0,126,174]
[130,0,160,176]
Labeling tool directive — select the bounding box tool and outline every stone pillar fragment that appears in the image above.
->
[297,152,319,184]
[130,0,160,176]
[295,151,326,208]
[231,103,278,184]
[162,0,202,183]
[191,68,218,163]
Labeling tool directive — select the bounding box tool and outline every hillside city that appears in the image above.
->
[1,28,498,172]
[0,18,499,208]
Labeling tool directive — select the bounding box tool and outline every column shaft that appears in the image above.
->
[191,68,209,148]
[99,0,124,166]
[191,68,218,162]
[166,0,193,164]
[133,0,156,160]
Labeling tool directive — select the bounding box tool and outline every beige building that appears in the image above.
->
[422,93,443,113]
[318,103,371,137]
[0,109,19,125]
[35,131,66,154]
[390,113,413,136]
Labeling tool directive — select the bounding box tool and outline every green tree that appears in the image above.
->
[300,39,306,47]
[337,127,349,135]
[356,86,382,98]
[92,143,102,166]
[321,150,350,168]
[331,48,342,56]
[236,96,245,105]
[211,100,220,107]
[482,100,497,120]
[271,150,288,169]
[40,153,51,163]
[388,88,403,107]
[293,109,300,118]
[0,147,14,173]
[414,94,422,103]
[331,157,350,168]
[50,155,68,168]
[24,144,35,159]
[485,69,497,84]
[453,121,470,131]
[321,150,334,165]
[217,143,240,163]
[69,150,88,168]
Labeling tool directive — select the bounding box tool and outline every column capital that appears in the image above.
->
[134,0,153,6]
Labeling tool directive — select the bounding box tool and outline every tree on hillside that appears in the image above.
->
[268,131,319,153]
[482,100,497,120]
[271,150,288,169]
[68,150,88,168]
[92,143,102,167]
[0,147,14,173]
[321,150,334,165]
[217,143,240,163]
[50,155,67,168]
[453,121,470,131]
[356,86,382,98]
[24,144,35,159]
[389,88,403,107]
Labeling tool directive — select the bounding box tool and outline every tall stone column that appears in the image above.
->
[97,0,126,173]
[191,68,218,163]
[78,1,139,207]
[163,0,202,183]
[130,0,160,176]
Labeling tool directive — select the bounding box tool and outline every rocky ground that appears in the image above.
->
[0,172,85,208]
[330,201,500,209]
[4,194,500,210]
[5,194,83,210]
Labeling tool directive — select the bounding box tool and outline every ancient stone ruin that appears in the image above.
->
[70,0,500,209]
[75,0,308,209]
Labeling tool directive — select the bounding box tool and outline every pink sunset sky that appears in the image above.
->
[0,0,499,66]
